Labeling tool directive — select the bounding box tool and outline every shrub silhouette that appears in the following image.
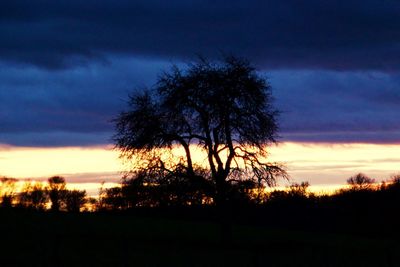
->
[47,176,67,212]
[0,177,18,208]
[18,182,48,210]
[65,190,87,212]
[346,173,375,191]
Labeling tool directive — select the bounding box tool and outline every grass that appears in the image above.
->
[0,210,398,266]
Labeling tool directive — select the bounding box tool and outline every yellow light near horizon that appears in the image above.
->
[0,145,122,179]
[0,142,399,192]
[267,142,400,184]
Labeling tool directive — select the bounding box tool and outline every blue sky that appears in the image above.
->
[1,0,399,147]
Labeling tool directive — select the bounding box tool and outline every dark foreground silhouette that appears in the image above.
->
[1,174,400,267]
[0,206,398,267]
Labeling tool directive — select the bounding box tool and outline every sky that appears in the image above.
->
[1,0,399,192]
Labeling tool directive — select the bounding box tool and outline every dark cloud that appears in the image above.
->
[271,70,400,143]
[0,1,399,146]
[1,0,400,70]
[0,132,112,147]
[0,57,169,145]
[0,57,399,146]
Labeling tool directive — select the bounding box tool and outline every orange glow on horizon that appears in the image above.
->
[0,145,122,179]
[268,142,400,184]
[0,142,399,195]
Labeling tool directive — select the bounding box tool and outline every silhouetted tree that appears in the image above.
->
[84,197,98,212]
[118,167,214,208]
[114,56,287,207]
[381,174,400,200]
[226,179,259,205]
[18,182,48,210]
[0,177,18,208]
[389,174,400,187]
[102,187,126,210]
[120,172,161,208]
[267,182,312,206]
[100,169,211,209]
[47,176,67,212]
[65,190,87,212]
[288,181,310,197]
[347,173,375,191]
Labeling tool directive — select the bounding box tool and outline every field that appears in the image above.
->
[0,209,398,267]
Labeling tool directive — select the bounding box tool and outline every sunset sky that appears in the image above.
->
[1,1,399,195]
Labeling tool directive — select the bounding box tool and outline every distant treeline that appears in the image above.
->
[1,172,399,213]
[0,176,94,212]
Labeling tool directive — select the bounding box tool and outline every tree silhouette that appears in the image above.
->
[0,177,18,208]
[47,176,67,212]
[114,56,287,207]
[101,186,126,210]
[18,181,48,210]
[122,168,214,208]
[65,190,87,212]
[347,173,375,191]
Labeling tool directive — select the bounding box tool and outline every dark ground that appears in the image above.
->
[0,206,398,267]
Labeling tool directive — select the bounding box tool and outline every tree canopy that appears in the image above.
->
[347,173,376,190]
[114,56,287,206]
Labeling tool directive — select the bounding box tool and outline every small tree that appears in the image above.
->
[347,173,375,190]
[384,174,400,191]
[65,190,87,213]
[18,182,48,210]
[390,174,400,185]
[0,177,18,208]
[288,181,310,197]
[102,187,126,210]
[114,56,287,207]
[47,176,67,212]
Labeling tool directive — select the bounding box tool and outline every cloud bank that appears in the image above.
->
[1,0,400,70]
[0,1,399,146]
